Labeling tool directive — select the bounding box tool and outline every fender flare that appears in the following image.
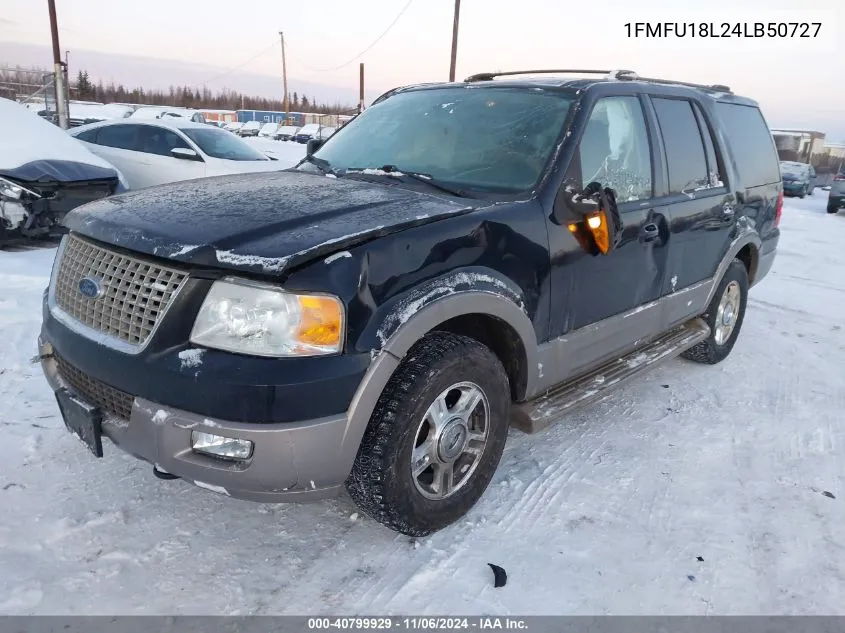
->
[337,272,539,475]
[705,230,761,306]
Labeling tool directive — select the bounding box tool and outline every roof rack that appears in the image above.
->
[613,70,732,93]
[464,69,628,82]
[463,68,732,93]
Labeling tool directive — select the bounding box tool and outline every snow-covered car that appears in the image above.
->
[293,123,323,143]
[272,125,300,141]
[68,118,284,190]
[238,121,263,137]
[130,107,206,124]
[258,122,280,138]
[68,103,134,127]
[224,121,244,133]
[0,97,126,244]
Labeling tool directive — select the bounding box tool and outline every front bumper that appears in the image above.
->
[782,181,805,195]
[39,336,355,501]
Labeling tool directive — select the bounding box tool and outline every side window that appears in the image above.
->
[138,127,191,157]
[652,98,709,194]
[691,103,724,187]
[713,103,780,187]
[74,128,99,143]
[95,124,139,151]
[574,96,653,202]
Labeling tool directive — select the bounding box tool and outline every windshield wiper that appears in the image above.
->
[346,165,467,198]
[298,154,334,175]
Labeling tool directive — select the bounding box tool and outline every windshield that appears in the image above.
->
[181,128,270,161]
[311,87,574,193]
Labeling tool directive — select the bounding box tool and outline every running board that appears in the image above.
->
[512,318,710,434]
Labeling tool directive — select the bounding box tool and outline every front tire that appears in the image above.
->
[828,204,838,214]
[682,259,749,365]
[346,332,510,536]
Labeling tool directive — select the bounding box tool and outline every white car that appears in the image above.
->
[224,121,244,133]
[258,122,280,137]
[130,106,207,124]
[68,118,284,190]
[272,125,300,141]
[238,121,263,137]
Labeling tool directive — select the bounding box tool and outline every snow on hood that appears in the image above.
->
[63,170,476,275]
[0,97,121,182]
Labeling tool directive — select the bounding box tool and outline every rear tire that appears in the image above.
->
[346,332,511,536]
[682,259,748,365]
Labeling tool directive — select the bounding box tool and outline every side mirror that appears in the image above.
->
[171,147,202,161]
[306,139,325,156]
[554,181,623,255]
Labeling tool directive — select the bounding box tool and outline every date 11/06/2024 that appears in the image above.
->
[624,22,822,38]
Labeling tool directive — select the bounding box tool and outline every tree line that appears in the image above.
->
[72,70,354,114]
[0,66,354,114]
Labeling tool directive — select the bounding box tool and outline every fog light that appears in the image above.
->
[191,431,253,460]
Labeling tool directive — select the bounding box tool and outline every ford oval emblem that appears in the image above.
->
[78,276,102,299]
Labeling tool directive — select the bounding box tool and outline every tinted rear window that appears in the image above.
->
[652,98,710,194]
[714,102,780,187]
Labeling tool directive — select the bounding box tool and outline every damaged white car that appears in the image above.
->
[0,97,126,245]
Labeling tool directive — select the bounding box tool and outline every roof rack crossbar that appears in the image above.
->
[614,70,732,93]
[464,69,631,82]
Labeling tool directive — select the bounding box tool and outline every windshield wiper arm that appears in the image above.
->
[346,165,467,198]
[298,154,334,175]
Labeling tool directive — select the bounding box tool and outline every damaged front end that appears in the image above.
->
[0,172,120,244]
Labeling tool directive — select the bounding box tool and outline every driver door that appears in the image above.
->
[545,94,670,376]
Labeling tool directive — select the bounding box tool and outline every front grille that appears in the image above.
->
[53,233,187,346]
[55,354,135,421]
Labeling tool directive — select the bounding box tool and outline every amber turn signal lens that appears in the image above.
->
[585,211,611,254]
[296,295,343,348]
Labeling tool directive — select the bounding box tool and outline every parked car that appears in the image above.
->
[0,98,125,245]
[317,126,337,141]
[130,107,207,124]
[258,122,280,138]
[224,121,244,134]
[272,125,300,141]
[827,173,845,214]
[238,121,262,137]
[38,69,781,536]
[68,118,282,189]
[293,123,323,143]
[779,160,815,197]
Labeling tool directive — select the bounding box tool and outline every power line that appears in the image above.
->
[199,40,279,85]
[285,0,416,73]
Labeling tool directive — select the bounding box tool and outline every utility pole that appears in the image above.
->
[280,31,289,122]
[47,0,69,128]
[448,0,461,82]
[359,63,365,114]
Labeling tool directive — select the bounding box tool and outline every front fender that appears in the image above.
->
[336,269,539,479]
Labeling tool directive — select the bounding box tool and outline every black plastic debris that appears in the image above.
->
[661,384,670,389]
[687,575,696,582]
[488,563,507,588]
[822,491,836,499]
[696,556,704,562]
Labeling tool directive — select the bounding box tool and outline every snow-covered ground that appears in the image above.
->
[0,194,843,615]
[243,136,307,166]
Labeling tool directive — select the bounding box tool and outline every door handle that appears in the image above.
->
[640,223,660,242]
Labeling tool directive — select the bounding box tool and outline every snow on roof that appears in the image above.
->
[0,97,120,174]
[772,131,805,138]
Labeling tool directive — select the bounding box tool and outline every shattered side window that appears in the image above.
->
[576,96,653,202]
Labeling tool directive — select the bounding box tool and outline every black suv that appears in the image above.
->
[38,70,782,536]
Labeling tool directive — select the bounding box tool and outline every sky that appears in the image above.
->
[1,0,843,138]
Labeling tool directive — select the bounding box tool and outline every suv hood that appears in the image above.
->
[63,170,474,275]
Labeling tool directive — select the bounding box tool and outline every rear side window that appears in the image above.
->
[652,98,709,194]
[75,128,99,143]
[714,102,780,187]
[691,103,724,187]
[95,124,139,151]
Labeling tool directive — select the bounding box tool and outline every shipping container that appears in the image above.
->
[236,110,306,126]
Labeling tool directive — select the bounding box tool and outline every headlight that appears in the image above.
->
[0,178,23,200]
[190,278,344,357]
